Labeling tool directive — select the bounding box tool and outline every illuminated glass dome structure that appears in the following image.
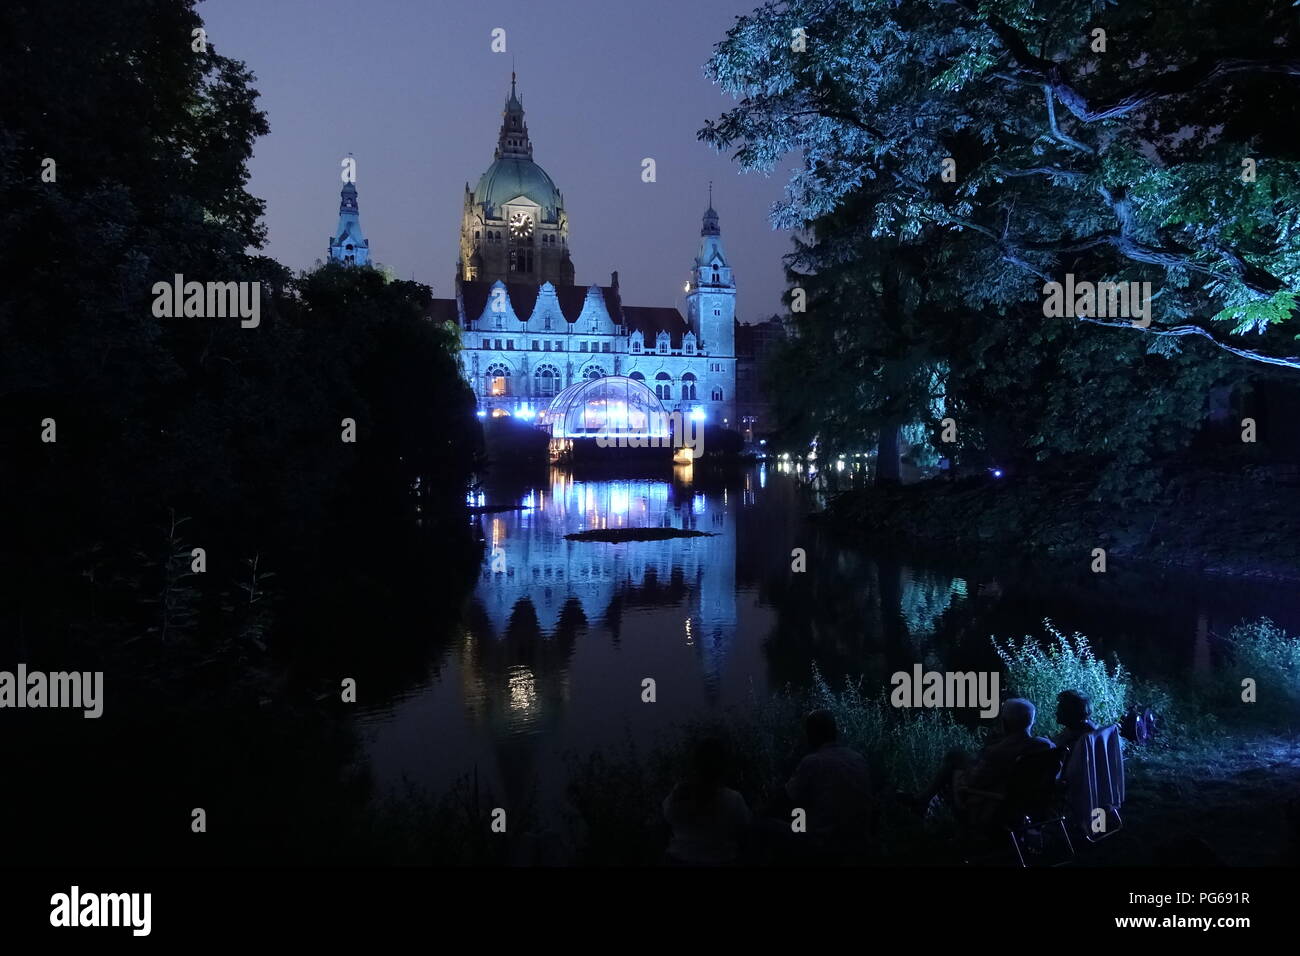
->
[538,375,670,440]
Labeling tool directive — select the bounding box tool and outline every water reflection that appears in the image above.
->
[361,465,1300,813]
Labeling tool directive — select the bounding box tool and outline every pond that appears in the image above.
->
[357,463,1300,813]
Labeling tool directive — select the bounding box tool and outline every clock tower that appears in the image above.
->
[685,196,737,422]
[459,75,574,286]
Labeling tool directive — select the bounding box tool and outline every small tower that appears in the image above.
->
[685,188,736,421]
[497,72,532,161]
[328,179,370,266]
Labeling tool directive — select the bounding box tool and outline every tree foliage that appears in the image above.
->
[703,0,1300,368]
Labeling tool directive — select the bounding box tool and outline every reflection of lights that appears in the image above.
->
[610,486,629,516]
[759,465,767,488]
[692,493,706,516]
[521,491,536,510]
[836,460,845,472]
[506,665,538,713]
[685,617,694,647]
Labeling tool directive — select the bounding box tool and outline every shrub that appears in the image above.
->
[992,619,1130,738]
[1227,618,1300,714]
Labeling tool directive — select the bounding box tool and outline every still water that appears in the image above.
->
[358,464,1299,811]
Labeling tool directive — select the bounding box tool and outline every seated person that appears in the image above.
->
[1053,690,1099,752]
[784,709,873,851]
[913,698,1053,826]
[662,737,752,865]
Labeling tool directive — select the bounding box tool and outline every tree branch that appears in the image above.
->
[1076,316,1300,369]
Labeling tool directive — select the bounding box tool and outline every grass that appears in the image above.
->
[993,619,1130,737]
[354,618,1300,865]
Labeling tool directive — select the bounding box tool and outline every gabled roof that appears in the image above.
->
[458,280,621,325]
[622,305,688,344]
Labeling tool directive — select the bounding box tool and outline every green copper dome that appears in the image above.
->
[473,156,562,219]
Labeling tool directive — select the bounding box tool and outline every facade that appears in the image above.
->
[444,77,737,427]
[734,317,788,441]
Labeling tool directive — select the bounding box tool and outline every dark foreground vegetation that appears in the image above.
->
[0,1,483,863]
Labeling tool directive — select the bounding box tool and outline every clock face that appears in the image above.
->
[509,212,533,239]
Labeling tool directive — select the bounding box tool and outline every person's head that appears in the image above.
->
[1056,690,1092,729]
[1001,698,1036,735]
[689,736,727,791]
[805,709,838,749]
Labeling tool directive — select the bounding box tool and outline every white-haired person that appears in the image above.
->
[907,697,1053,826]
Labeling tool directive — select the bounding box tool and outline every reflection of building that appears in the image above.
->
[435,77,737,427]
[467,471,739,693]
[735,318,787,441]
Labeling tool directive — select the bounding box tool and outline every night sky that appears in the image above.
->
[201,0,797,318]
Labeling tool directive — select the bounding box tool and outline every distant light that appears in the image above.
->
[476,410,487,418]
[759,439,766,446]
[991,468,1004,478]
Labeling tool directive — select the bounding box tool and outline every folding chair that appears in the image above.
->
[1062,723,1125,843]
[962,746,1075,866]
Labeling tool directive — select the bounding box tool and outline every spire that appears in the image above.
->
[496,73,531,160]
[340,180,358,215]
[329,175,369,266]
[702,184,720,237]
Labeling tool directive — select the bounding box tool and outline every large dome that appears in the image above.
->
[539,376,669,439]
[473,156,562,218]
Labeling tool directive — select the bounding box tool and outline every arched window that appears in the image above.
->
[655,372,672,401]
[485,363,511,397]
[628,371,646,383]
[584,366,606,381]
[681,372,697,401]
[534,364,560,397]
[711,386,723,402]
[656,333,670,355]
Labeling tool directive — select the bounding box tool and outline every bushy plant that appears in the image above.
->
[1227,618,1300,713]
[992,620,1130,738]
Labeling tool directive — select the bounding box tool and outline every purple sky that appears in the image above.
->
[201,0,796,320]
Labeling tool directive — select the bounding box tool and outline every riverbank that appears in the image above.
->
[823,458,1300,582]
[349,618,1300,866]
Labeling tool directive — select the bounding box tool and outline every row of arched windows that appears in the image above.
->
[482,366,722,402]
